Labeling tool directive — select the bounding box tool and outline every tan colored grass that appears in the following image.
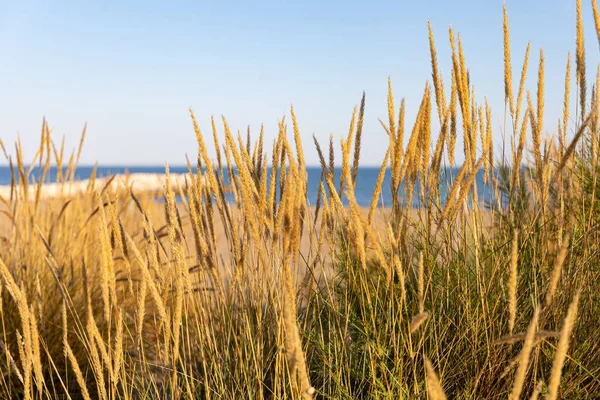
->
[511,107,530,195]
[291,105,305,172]
[1,4,599,398]
[528,92,543,182]
[63,304,92,400]
[515,42,531,131]
[446,155,486,225]
[576,0,587,121]
[428,107,450,196]
[429,21,445,124]
[282,250,314,399]
[424,355,448,400]
[545,232,570,306]
[594,0,600,49]
[562,53,572,155]
[509,308,540,400]
[418,252,425,314]
[493,330,560,345]
[0,339,23,384]
[410,312,429,333]
[555,113,593,176]
[399,86,427,181]
[387,77,396,142]
[504,4,515,118]
[352,92,366,185]
[449,70,457,166]
[393,255,408,309]
[545,290,581,400]
[509,229,519,335]
[340,107,357,196]
[367,148,390,225]
[485,101,493,179]
[530,381,543,400]
[537,48,545,146]
[420,84,432,177]
[392,98,406,205]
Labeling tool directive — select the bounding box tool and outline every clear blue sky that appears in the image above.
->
[0,0,598,166]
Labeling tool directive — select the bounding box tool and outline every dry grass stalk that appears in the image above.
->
[493,330,560,345]
[339,107,357,195]
[595,68,600,165]
[424,356,448,400]
[328,134,335,179]
[393,255,408,309]
[428,108,450,195]
[504,4,515,118]
[457,33,470,115]
[0,138,6,159]
[410,312,429,333]
[14,329,31,400]
[352,91,366,184]
[429,21,445,124]
[399,87,427,181]
[449,70,457,166]
[96,191,115,325]
[112,309,124,389]
[530,381,543,400]
[576,0,587,121]
[387,77,396,140]
[61,305,85,396]
[555,113,592,176]
[485,101,494,178]
[418,252,425,314]
[545,232,570,306]
[515,42,531,130]
[291,105,305,172]
[436,159,470,231]
[545,290,581,400]
[282,261,315,399]
[391,98,406,211]
[0,339,23,384]
[446,156,486,225]
[190,110,222,204]
[594,0,600,49]
[367,148,390,224]
[397,97,405,161]
[511,108,530,196]
[341,138,368,270]
[537,48,545,146]
[478,106,487,179]
[29,313,43,398]
[509,308,540,400]
[509,229,519,335]
[421,84,432,177]
[562,53,572,155]
[528,92,543,182]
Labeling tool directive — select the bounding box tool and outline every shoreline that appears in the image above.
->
[0,173,196,200]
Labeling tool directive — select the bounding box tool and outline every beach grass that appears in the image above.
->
[2,1,600,398]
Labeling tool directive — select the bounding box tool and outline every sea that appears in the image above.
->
[0,165,494,208]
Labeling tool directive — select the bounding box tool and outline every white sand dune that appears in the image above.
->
[0,173,200,200]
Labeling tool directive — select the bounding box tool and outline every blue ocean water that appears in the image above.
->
[0,165,493,208]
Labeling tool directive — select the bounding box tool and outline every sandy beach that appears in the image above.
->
[0,172,197,200]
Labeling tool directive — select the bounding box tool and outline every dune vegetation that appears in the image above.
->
[2,1,600,398]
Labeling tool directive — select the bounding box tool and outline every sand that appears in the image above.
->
[0,173,198,200]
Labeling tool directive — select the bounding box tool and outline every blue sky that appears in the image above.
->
[0,0,598,166]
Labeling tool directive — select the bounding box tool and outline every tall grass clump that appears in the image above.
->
[1,1,600,398]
